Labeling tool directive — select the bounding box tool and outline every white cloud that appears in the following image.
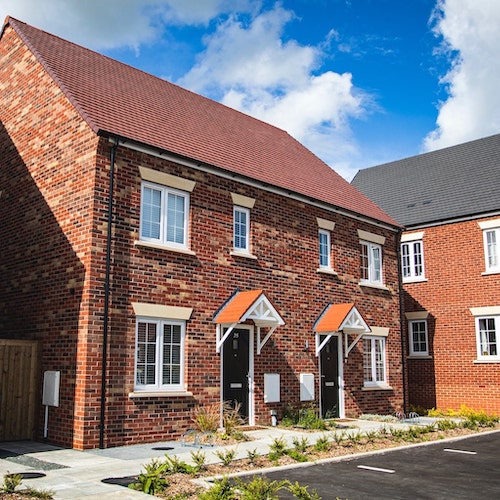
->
[0,0,251,51]
[179,5,368,180]
[424,0,500,151]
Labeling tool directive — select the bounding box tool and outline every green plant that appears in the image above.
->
[269,436,287,456]
[223,401,245,434]
[236,476,288,499]
[192,403,220,433]
[214,448,236,466]
[364,430,379,443]
[164,455,198,474]
[198,477,235,500]
[292,436,309,453]
[313,435,330,452]
[129,458,169,494]
[436,419,458,431]
[333,430,346,445]
[285,448,309,462]
[190,449,207,471]
[1,472,23,493]
[287,481,322,499]
[22,487,55,499]
[247,448,259,464]
[348,431,362,445]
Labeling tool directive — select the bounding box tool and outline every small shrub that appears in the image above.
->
[190,450,207,471]
[198,477,234,500]
[285,448,309,462]
[164,455,198,474]
[436,419,458,431]
[246,448,259,464]
[129,458,169,494]
[269,436,287,457]
[1,472,23,493]
[223,401,245,434]
[333,430,346,445]
[292,436,309,453]
[313,435,331,452]
[236,476,288,499]
[192,403,220,433]
[287,481,322,500]
[364,430,379,443]
[22,487,54,499]
[214,448,236,466]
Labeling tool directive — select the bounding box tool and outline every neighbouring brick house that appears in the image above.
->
[352,134,500,415]
[0,17,404,450]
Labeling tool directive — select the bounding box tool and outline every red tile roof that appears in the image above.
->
[314,303,355,332]
[4,17,399,227]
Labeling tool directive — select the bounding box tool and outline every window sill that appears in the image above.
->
[362,385,393,391]
[135,240,196,256]
[403,277,428,284]
[230,251,258,260]
[473,358,500,364]
[481,270,500,276]
[317,267,338,275]
[129,391,193,398]
[358,281,389,291]
[407,355,432,359]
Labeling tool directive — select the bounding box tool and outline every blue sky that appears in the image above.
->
[2,0,500,180]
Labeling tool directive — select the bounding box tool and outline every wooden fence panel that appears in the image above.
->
[0,340,39,441]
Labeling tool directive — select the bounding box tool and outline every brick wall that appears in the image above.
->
[403,221,500,414]
[1,25,404,449]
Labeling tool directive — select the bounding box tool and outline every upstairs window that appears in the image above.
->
[358,230,385,286]
[476,316,499,360]
[363,337,387,387]
[360,241,382,284]
[234,206,250,253]
[479,220,500,274]
[140,181,189,249]
[319,229,331,269]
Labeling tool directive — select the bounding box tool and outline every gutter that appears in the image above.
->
[99,137,119,449]
[396,227,408,414]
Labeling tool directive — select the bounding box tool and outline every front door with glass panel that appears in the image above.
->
[222,327,251,421]
[320,336,340,418]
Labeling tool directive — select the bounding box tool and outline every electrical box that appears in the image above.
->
[300,373,314,401]
[263,373,280,403]
[42,371,60,407]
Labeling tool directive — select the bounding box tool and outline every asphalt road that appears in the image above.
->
[257,431,500,499]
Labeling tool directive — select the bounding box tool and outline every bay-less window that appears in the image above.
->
[360,241,383,285]
[409,320,428,356]
[233,205,250,253]
[135,319,185,391]
[476,316,499,360]
[401,240,425,280]
[319,229,331,269]
[483,228,500,273]
[140,181,189,249]
[363,337,386,386]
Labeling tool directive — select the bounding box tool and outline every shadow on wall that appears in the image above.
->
[0,120,85,446]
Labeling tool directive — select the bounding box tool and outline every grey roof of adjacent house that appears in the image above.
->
[351,134,500,228]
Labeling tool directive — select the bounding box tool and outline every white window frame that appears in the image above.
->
[482,227,500,274]
[401,240,425,281]
[363,336,387,387]
[408,319,429,356]
[233,205,250,253]
[360,241,383,285]
[318,229,331,269]
[135,318,186,392]
[140,181,189,250]
[475,316,500,361]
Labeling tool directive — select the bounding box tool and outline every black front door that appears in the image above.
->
[222,328,250,420]
[320,336,340,418]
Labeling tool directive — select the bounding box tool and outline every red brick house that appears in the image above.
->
[0,17,403,450]
[352,134,500,415]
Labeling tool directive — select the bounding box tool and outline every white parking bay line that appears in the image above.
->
[357,465,395,474]
[444,448,477,455]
